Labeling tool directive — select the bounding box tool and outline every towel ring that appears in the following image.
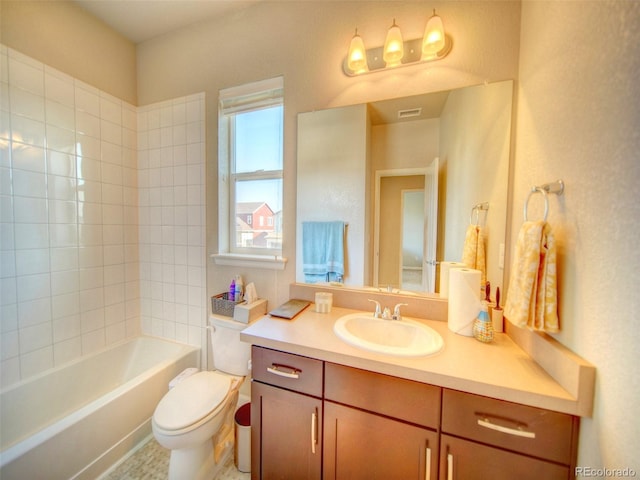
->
[523,180,564,222]
[469,202,489,226]
[524,187,549,222]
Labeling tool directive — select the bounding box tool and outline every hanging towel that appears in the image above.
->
[461,225,486,285]
[302,221,345,283]
[504,220,559,332]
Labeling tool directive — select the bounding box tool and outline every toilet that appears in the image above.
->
[152,316,251,480]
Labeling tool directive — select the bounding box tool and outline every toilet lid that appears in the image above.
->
[154,371,232,431]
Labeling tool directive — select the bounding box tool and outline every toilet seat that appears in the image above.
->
[153,371,232,433]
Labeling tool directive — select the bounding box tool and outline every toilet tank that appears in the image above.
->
[210,316,251,376]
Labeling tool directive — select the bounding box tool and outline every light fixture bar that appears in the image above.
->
[343,35,452,77]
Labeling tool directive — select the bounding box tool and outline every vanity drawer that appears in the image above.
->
[442,389,577,465]
[325,363,441,429]
[252,346,323,398]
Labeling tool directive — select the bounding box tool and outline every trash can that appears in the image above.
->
[234,402,251,473]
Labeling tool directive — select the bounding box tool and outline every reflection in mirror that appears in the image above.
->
[296,80,513,296]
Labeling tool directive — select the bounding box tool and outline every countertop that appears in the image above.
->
[240,305,590,417]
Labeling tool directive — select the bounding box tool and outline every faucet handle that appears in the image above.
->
[368,299,382,318]
[392,303,408,321]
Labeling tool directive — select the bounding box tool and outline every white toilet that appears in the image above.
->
[152,316,251,480]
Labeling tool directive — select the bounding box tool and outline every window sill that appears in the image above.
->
[211,253,288,270]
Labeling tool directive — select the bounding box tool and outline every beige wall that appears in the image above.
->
[514,0,639,471]
[1,0,137,104]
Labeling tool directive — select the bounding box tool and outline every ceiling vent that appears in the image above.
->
[397,107,422,119]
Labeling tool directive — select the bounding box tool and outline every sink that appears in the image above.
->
[333,313,444,357]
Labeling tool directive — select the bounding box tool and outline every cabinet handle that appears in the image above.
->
[447,453,453,480]
[266,363,300,379]
[424,446,431,480]
[311,408,318,454]
[477,417,536,439]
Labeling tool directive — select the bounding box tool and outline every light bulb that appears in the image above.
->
[422,10,446,60]
[383,19,404,67]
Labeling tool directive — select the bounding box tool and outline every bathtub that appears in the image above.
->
[0,336,200,480]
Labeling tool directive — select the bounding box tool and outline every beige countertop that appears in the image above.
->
[241,305,592,417]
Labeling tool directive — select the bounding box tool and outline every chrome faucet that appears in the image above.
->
[369,299,407,320]
[392,303,408,321]
[368,299,382,318]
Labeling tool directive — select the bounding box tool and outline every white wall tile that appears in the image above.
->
[20,346,53,378]
[17,297,51,328]
[20,322,53,353]
[14,223,48,249]
[12,169,47,197]
[12,144,45,172]
[76,134,101,162]
[75,85,100,116]
[8,55,44,95]
[45,71,75,107]
[46,100,74,130]
[10,87,45,122]
[16,248,50,275]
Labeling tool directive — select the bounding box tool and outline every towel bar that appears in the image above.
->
[524,180,564,222]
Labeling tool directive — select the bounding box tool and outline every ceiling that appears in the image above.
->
[72,0,261,44]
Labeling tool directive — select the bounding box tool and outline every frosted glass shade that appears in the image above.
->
[347,32,368,74]
[422,12,445,59]
[383,20,404,67]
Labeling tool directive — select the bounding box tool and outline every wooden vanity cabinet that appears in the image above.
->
[324,363,440,480]
[439,389,579,480]
[250,346,580,480]
[251,346,323,480]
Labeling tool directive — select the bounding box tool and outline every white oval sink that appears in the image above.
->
[333,313,444,357]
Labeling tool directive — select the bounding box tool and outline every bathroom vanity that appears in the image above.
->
[241,290,594,480]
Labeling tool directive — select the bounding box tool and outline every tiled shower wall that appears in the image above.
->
[0,46,207,388]
[137,95,206,349]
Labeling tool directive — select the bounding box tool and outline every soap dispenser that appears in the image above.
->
[473,301,494,343]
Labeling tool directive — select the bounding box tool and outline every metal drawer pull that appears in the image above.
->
[424,446,431,480]
[311,409,318,454]
[477,418,536,438]
[447,453,453,480]
[266,363,301,379]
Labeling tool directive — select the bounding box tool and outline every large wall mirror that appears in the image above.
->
[296,80,513,296]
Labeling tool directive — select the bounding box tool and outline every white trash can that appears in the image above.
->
[234,402,251,473]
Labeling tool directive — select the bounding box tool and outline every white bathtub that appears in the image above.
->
[0,336,200,480]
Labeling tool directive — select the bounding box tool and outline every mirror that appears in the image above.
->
[296,80,513,296]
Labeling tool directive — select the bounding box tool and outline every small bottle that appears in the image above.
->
[473,301,494,343]
[229,278,236,301]
[234,275,244,301]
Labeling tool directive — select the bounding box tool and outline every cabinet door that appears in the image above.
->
[439,434,570,480]
[251,381,322,480]
[324,401,438,480]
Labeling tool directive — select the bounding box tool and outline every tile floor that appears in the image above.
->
[104,437,250,480]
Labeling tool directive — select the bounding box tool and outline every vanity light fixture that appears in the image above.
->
[343,10,452,77]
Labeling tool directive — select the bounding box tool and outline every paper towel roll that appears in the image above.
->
[439,261,467,298]
[448,268,481,336]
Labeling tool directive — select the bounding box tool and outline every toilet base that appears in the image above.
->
[168,438,231,480]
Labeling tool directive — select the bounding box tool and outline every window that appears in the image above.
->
[218,77,284,257]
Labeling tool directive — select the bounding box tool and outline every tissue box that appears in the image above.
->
[233,298,268,324]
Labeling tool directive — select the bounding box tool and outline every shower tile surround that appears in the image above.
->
[0,45,207,387]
